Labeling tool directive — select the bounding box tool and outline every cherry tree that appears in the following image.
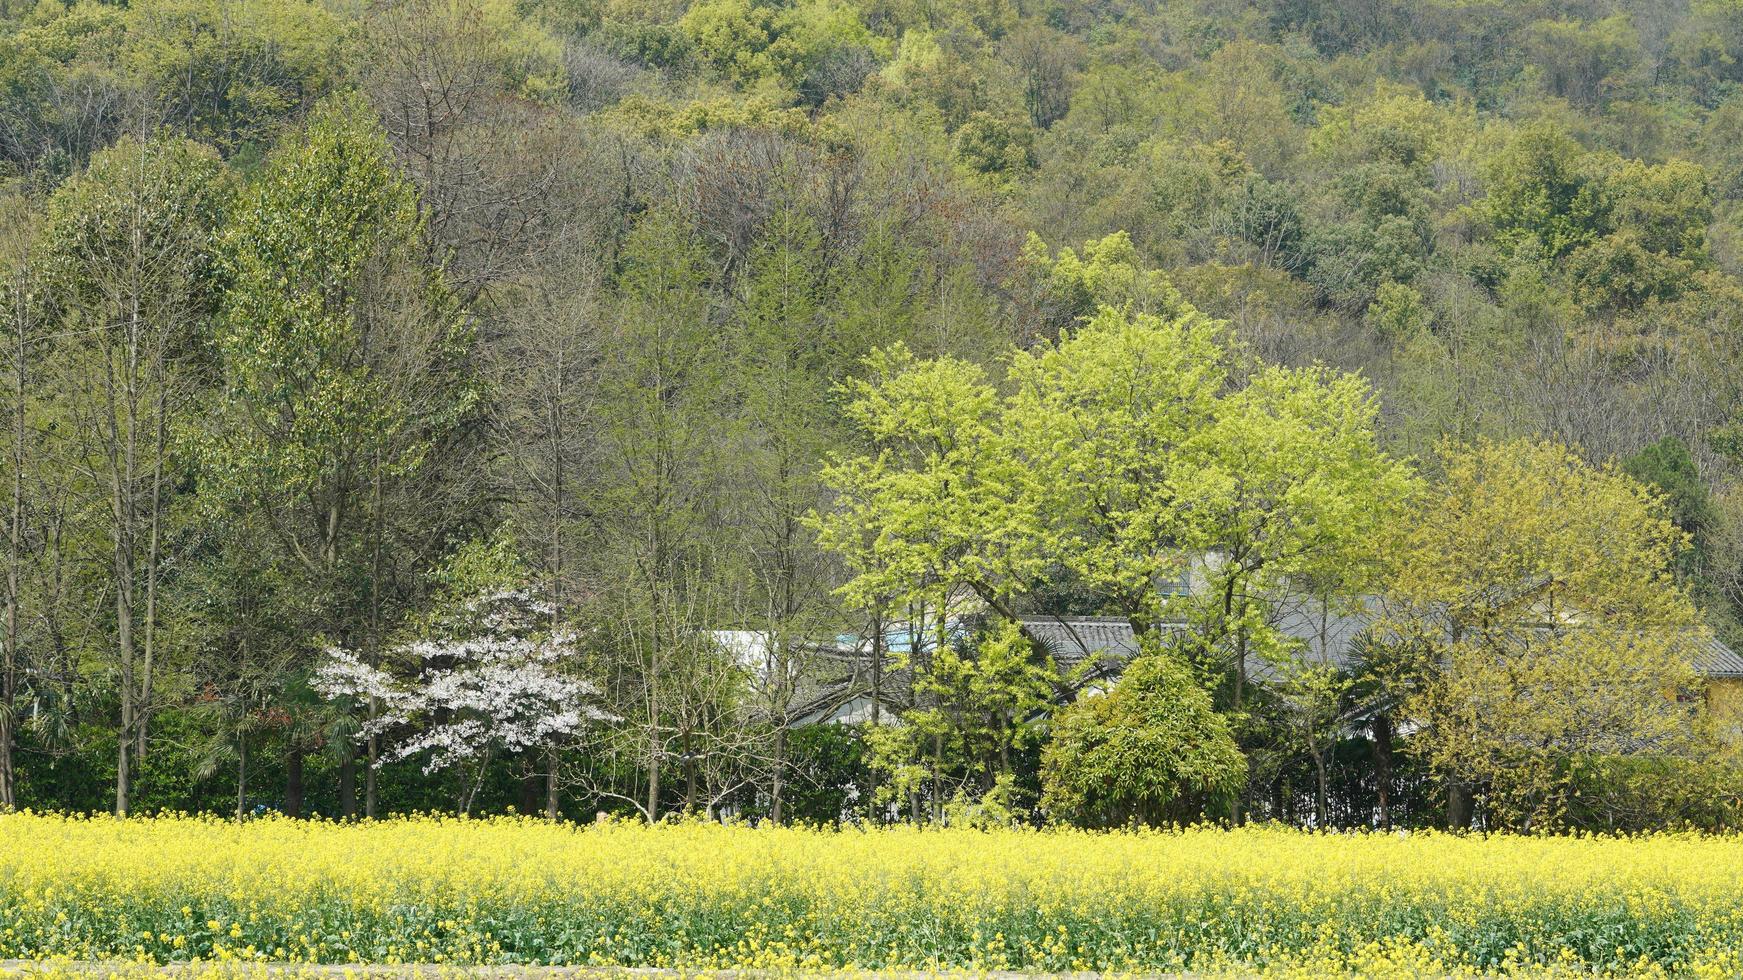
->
[316,586,612,814]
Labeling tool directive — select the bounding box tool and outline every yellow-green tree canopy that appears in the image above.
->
[818,303,1416,716]
[1382,438,1711,828]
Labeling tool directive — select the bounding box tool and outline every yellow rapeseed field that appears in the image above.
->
[2,813,1743,977]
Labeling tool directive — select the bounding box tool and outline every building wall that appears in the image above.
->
[1706,678,1743,748]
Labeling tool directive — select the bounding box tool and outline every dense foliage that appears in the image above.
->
[3,0,1743,831]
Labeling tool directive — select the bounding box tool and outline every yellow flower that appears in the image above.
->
[1,812,1741,976]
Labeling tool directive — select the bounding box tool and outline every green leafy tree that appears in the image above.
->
[205,93,481,816]
[1483,124,1606,263]
[1040,645,1246,827]
[38,133,232,813]
[124,0,354,154]
[1002,305,1226,632]
[1625,436,1712,572]
[913,620,1056,785]
[1005,306,1415,709]
[815,343,1041,630]
[580,209,748,823]
[1384,439,1712,829]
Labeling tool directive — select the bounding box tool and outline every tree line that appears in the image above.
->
[3,0,1743,830]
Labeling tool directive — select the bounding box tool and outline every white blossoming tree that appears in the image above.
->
[314,539,612,814]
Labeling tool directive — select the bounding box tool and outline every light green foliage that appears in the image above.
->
[912,619,1057,776]
[30,131,239,813]
[861,621,1056,815]
[0,0,349,188]
[601,92,809,139]
[1365,281,1433,340]
[1385,439,1711,827]
[1481,123,1714,311]
[678,0,882,90]
[1178,363,1416,692]
[814,343,1039,620]
[1003,305,1226,627]
[1309,87,1461,172]
[953,111,1034,189]
[1523,16,1641,109]
[41,134,231,321]
[823,301,1412,746]
[420,533,527,625]
[1272,657,1361,824]
[679,0,778,84]
[588,207,732,593]
[1482,124,1606,262]
[1008,306,1416,683]
[1603,158,1712,261]
[1040,644,1246,827]
[0,3,128,177]
[1014,231,1188,337]
[429,0,567,101]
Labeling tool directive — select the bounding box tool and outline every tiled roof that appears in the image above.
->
[1026,610,1743,681]
[1695,637,1743,678]
[762,608,1743,727]
[1022,616,1143,665]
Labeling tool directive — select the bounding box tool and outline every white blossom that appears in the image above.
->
[313,588,613,775]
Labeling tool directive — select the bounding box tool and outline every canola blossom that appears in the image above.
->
[3,814,1743,977]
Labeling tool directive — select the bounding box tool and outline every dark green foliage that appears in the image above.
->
[1625,437,1713,574]
[1041,651,1247,827]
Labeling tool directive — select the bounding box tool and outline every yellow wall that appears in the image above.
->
[1707,678,1743,750]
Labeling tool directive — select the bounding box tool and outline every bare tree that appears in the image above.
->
[38,134,227,814]
[491,260,605,817]
[364,0,590,308]
[0,224,41,809]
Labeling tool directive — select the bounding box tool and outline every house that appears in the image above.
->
[741,599,1743,730]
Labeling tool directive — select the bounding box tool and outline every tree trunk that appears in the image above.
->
[339,747,357,820]
[1223,575,1245,712]
[770,726,787,825]
[115,716,131,817]
[365,731,379,819]
[236,737,247,822]
[285,743,304,818]
[1,282,22,810]
[683,733,698,814]
[865,612,883,820]
[1313,752,1329,828]
[546,373,566,826]
[1372,713,1395,829]
[137,397,167,768]
[645,729,660,823]
[107,253,146,817]
[1446,781,1472,830]
[366,458,383,821]
[869,613,883,727]
[114,559,134,817]
[544,747,559,820]
[931,733,944,824]
[461,747,493,815]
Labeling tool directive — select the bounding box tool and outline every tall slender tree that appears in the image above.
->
[38,134,230,814]
[0,225,42,810]
[204,93,482,815]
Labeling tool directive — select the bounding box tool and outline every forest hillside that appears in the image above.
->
[3,0,1743,830]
